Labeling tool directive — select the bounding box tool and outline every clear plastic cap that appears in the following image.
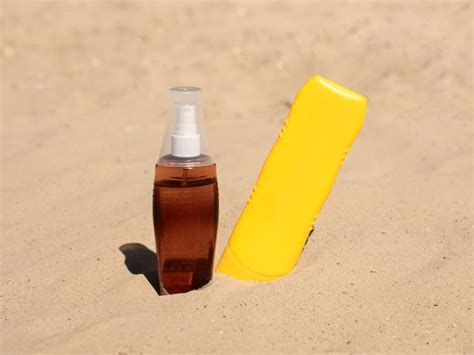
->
[159,87,211,164]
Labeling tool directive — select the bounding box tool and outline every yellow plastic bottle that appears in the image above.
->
[216,75,367,281]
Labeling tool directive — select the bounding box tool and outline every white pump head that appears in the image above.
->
[171,102,200,157]
[167,87,203,158]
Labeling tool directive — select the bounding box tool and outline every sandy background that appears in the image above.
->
[1,1,472,353]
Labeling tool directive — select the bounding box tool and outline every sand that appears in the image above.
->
[1,1,472,353]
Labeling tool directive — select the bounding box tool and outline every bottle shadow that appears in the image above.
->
[119,243,161,295]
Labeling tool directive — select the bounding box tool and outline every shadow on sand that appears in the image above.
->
[119,243,161,295]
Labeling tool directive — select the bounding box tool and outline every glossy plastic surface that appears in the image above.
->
[216,75,367,281]
[153,156,218,294]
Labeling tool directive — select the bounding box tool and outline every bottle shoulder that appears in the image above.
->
[157,154,215,168]
[154,157,217,187]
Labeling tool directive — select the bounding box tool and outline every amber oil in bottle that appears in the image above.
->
[153,87,218,295]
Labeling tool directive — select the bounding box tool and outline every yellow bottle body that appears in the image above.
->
[216,75,367,281]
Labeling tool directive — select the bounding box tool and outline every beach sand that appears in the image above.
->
[1,1,472,353]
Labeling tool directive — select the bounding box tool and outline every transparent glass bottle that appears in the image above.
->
[153,87,218,295]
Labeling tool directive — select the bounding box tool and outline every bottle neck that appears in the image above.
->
[158,154,214,168]
[171,132,201,158]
